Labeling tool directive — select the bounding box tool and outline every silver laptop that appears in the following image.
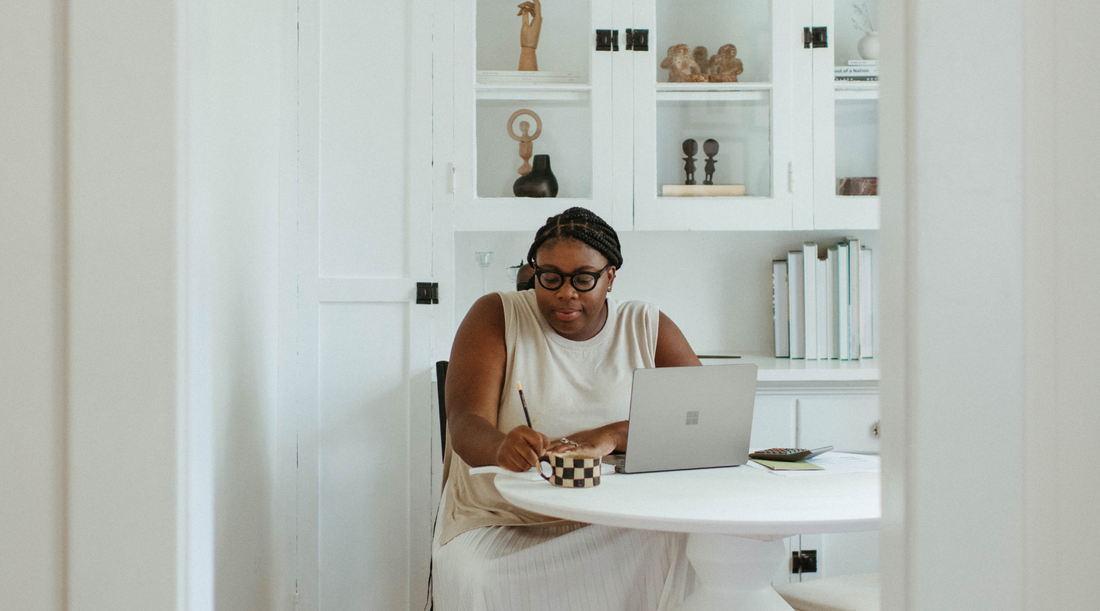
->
[609,363,758,474]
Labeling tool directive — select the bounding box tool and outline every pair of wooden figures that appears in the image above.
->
[661,44,744,83]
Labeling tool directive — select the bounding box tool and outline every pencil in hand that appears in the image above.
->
[516,382,533,429]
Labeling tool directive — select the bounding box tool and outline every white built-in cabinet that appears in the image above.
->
[434,0,881,585]
[449,0,878,232]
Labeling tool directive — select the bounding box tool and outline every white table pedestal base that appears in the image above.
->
[677,533,793,611]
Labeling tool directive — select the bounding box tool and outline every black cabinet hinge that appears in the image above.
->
[596,29,618,52]
[804,26,827,48]
[416,282,439,305]
[791,550,818,573]
[625,28,649,51]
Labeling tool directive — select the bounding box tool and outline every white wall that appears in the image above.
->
[2,2,189,608]
[66,1,183,608]
[880,0,1026,608]
[2,1,289,609]
[880,1,1100,610]
[0,3,66,611]
[190,1,287,610]
[1020,0,1100,606]
[455,230,878,356]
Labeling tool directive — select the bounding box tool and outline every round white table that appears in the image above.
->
[494,461,880,611]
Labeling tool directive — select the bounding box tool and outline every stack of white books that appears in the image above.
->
[772,240,874,360]
[834,59,878,82]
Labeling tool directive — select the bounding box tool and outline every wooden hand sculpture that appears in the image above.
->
[661,44,705,83]
[517,0,543,71]
[708,44,744,83]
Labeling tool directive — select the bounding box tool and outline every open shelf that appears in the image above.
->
[476,84,592,101]
[656,82,772,102]
[701,354,880,383]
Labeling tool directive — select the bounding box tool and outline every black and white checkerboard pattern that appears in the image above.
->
[549,456,600,488]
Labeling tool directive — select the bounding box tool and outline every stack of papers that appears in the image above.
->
[750,459,823,471]
[748,452,880,477]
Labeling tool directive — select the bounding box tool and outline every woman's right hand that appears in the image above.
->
[496,426,549,472]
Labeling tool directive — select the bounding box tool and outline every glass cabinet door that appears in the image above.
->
[453,0,615,231]
[811,0,879,230]
[630,0,802,230]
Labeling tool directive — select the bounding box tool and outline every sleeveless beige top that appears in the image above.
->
[439,290,659,545]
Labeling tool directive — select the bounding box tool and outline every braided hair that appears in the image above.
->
[526,207,623,270]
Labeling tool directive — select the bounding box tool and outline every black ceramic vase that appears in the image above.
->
[513,154,559,198]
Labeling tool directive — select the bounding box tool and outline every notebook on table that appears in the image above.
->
[604,363,759,474]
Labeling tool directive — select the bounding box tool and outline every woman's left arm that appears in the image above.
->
[547,312,700,455]
[654,311,701,367]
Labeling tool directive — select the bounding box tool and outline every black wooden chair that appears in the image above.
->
[429,361,450,611]
[435,361,448,460]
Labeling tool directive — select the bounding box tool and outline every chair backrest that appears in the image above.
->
[435,361,449,460]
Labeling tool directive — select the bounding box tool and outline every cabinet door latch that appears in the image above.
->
[791,550,818,574]
[416,282,439,305]
[596,29,619,52]
[625,28,649,51]
[804,26,828,48]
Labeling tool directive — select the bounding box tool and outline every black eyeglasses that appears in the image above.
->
[533,265,611,292]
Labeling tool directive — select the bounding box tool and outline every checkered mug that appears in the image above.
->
[538,452,602,488]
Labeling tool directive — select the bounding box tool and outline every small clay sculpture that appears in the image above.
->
[708,44,744,82]
[682,139,698,185]
[693,46,710,74]
[507,109,542,175]
[703,139,719,185]
[660,44,702,83]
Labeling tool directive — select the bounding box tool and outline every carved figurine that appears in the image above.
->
[660,44,703,83]
[507,108,542,175]
[703,139,719,185]
[682,139,698,185]
[693,46,711,74]
[708,44,744,83]
[517,0,543,71]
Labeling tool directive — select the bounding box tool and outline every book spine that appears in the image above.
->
[788,251,805,359]
[834,76,879,81]
[860,247,874,359]
[837,242,850,360]
[848,238,861,360]
[802,243,817,360]
[834,67,879,75]
[847,59,879,66]
[773,260,790,358]
[816,257,829,360]
[827,247,839,359]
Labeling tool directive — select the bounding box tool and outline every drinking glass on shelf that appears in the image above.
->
[475,251,493,294]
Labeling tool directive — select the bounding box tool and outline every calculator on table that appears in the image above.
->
[748,446,833,462]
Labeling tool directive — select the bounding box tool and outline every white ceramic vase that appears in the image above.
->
[857,31,879,61]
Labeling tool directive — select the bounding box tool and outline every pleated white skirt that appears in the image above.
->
[433,487,692,611]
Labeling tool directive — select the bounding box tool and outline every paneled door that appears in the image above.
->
[286,1,436,609]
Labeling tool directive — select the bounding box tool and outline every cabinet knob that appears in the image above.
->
[871,420,880,438]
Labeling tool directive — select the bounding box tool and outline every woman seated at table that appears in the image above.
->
[433,207,702,611]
